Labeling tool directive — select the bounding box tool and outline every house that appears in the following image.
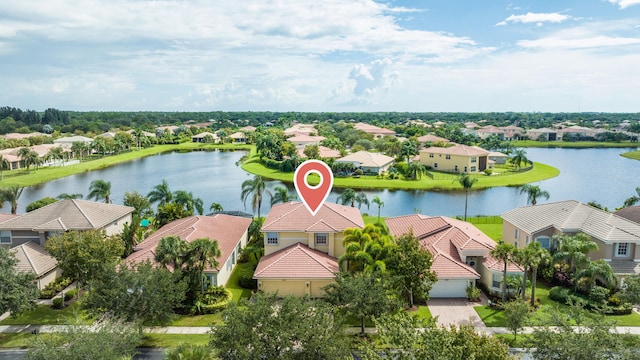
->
[192,132,219,143]
[254,201,364,297]
[353,122,396,138]
[418,144,490,173]
[53,135,94,148]
[229,132,247,143]
[615,206,640,225]
[335,151,395,174]
[488,151,508,165]
[126,214,252,287]
[297,146,341,159]
[2,132,50,140]
[287,134,326,148]
[475,126,505,140]
[10,242,61,290]
[501,200,640,280]
[500,125,525,140]
[0,199,133,248]
[417,134,449,148]
[526,128,560,141]
[387,214,522,298]
[0,149,23,170]
[239,126,256,132]
[284,123,316,136]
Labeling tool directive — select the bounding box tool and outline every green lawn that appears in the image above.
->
[411,305,432,321]
[141,334,210,348]
[0,301,91,326]
[0,333,33,348]
[225,261,255,304]
[467,216,503,242]
[621,150,640,161]
[171,313,223,327]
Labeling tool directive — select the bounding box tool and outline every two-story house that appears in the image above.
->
[254,201,364,297]
[502,200,640,281]
[418,144,490,174]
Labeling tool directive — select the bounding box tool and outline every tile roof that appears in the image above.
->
[336,151,395,168]
[10,242,57,277]
[262,202,364,232]
[254,243,339,279]
[420,144,490,157]
[387,214,521,279]
[353,122,396,135]
[126,214,252,272]
[287,134,326,143]
[615,206,640,225]
[297,146,341,159]
[501,200,640,243]
[53,135,94,143]
[0,199,133,231]
[417,134,449,143]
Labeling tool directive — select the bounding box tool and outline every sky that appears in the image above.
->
[1,0,640,113]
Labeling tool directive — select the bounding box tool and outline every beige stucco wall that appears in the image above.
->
[102,213,133,236]
[37,267,63,290]
[419,152,487,173]
[263,231,346,258]
[258,278,334,298]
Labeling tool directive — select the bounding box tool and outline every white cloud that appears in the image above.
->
[497,12,570,26]
[518,35,640,49]
[609,0,640,9]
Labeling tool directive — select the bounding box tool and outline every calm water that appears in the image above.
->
[11,147,640,217]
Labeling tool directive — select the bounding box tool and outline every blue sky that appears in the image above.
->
[1,0,639,112]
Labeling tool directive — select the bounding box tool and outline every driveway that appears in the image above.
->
[427,297,489,333]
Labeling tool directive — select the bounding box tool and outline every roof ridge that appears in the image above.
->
[72,199,97,228]
[323,203,363,228]
[298,244,336,273]
[262,202,303,228]
[21,243,37,274]
[306,219,337,232]
[255,243,302,276]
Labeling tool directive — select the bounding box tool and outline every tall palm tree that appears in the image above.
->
[553,233,599,290]
[623,186,640,207]
[527,241,550,307]
[372,196,385,223]
[57,193,83,200]
[71,141,87,161]
[174,190,204,215]
[240,175,271,219]
[456,174,478,221]
[576,259,616,292]
[147,180,173,206]
[509,149,531,170]
[0,185,24,214]
[25,150,41,173]
[186,238,221,273]
[270,186,296,206]
[491,240,516,302]
[210,203,223,212]
[406,162,426,180]
[337,188,357,207]
[47,146,64,167]
[355,192,370,210]
[87,179,112,203]
[0,155,9,180]
[155,235,188,270]
[17,147,30,172]
[520,184,550,205]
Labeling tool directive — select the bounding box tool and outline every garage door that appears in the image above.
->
[429,279,468,298]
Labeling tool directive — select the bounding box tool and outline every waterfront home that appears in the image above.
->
[126,214,251,287]
[287,134,326,148]
[192,131,220,143]
[418,144,490,174]
[53,135,94,148]
[254,202,364,297]
[387,214,522,298]
[335,151,395,174]
[10,241,61,290]
[502,200,640,281]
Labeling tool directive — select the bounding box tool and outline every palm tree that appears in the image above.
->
[338,225,393,274]
[210,203,223,212]
[71,141,87,161]
[553,233,599,290]
[623,186,640,207]
[520,184,550,205]
[456,174,478,221]
[87,179,112,203]
[147,180,173,207]
[406,162,426,180]
[372,196,385,223]
[337,188,357,207]
[270,186,296,206]
[509,149,531,170]
[491,240,516,302]
[186,238,221,273]
[575,259,616,292]
[155,235,188,270]
[134,128,143,150]
[240,175,271,219]
[17,147,30,172]
[47,146,64,167]
[355,192,370,209]
[0,185,23,214]
[174,190,204,215]
[0,155,9,180]
[527,241,550,307]
[57,193,83,200]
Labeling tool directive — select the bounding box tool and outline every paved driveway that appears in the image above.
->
[427,297,489,333]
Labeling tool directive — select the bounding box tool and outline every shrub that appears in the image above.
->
[52,297,64,309]
[64,289,78,301]
[192,287,232,315]
[39,277,73,299]
[589,286,610,305]
[483,169,493,176]
[237,267,257,289]
[466,286,481,301]
[39,288,56,299]
[608,294,622,307]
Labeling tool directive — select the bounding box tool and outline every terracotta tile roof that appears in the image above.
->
[483,254,523,272]
[417,134,449,143]
[353,122,396,135]
[254,243,338,279]
[0,199,133,231]
[262,202,364,232]
[126,214,251,272]
[2,132,49,139]
[502,200,640,243]
[10,242,57,277]
[297,146,341,159]
[420,144,489,157]
[287,134,326,143]
[336,151,395,168]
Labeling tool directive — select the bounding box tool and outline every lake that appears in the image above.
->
[11,146,640,217]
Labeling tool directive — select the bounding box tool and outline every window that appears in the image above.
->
[315,233,328,245]
[471,156,477,163]
[454,165,458,172]
[616,243,629,256]
[514,241,519,248]
[434,163,438,168]
[526,235,530,245]
[514,229,520,239]
[470,166,476,172]
[0,231,10,244]
[266,232,278,245]
[429,153,434,158]
[492,273,501,288]
[536,236,551,249]
[445,154,451,160]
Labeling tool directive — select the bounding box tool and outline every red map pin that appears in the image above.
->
[294,160,334,216]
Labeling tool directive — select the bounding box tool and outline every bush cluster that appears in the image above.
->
[191,286,232,315]
[548,286,633,315]
[39,277,73,299]
[237,266,258,289]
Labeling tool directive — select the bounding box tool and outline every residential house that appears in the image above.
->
[53,135,94,148]
[287,134,326,148]
[501,200,640,280]
[475,126,505,140]
[526,128,560,141]
[615,206,640,225]
[488,151,508,165]
[192,132,219,143]
[2,132,50,140]
[126,214,252,287]
[353,122,396,139]
[0,199,133,248]
[297,146,341,159]
[417,134,449,148]
[418,144,490,173]
[254,201,364,297]
[500,125,525,140]
[335,151,395,174]
[229,132,247,143]
[284,123,316,136]
[0,149,22,170]
[239,126,256,132]
[387,214,522,297]
[10,242,61,290]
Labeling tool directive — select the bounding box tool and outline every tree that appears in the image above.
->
[400,139,418,163]
[82,261,186,325]
[303,144,320,159]
[509,148,531,170]
[57,193,83,200]
[503,300,530,343]
[623,186,640,207]
[575,259,615,293]
[619,274,640,305]
[147,179,173,207]
[270,186,296,206]
[387,234,437,308]
[339,224,394,274]
[491,240,516,302]
[46,146,64,167]
[25,318,142,360]
[0,155,9,180]
[0,185,24,214]
[17,147,31,173]
[174,190,204,215]
[406,162,426,180]
[166,344,213,360]
[520,184,550,205]
[45,230,124,288]
[209,202,223,212]
[86,179,111,203]
[210,293,350,360]
[355,191,370,209]
[26,197,57,212]
[240,175,271,219]
[154,202,191,228]
[70,141,88,161]
[123,190,153,219]
[553,233,599,289]
[337,188,357,207]
[323,272,400,335]
[456,173,478,221]
[372,195,384,223]
[370,312,512,360]
[0,247,39,316]
[526,241,549,307]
